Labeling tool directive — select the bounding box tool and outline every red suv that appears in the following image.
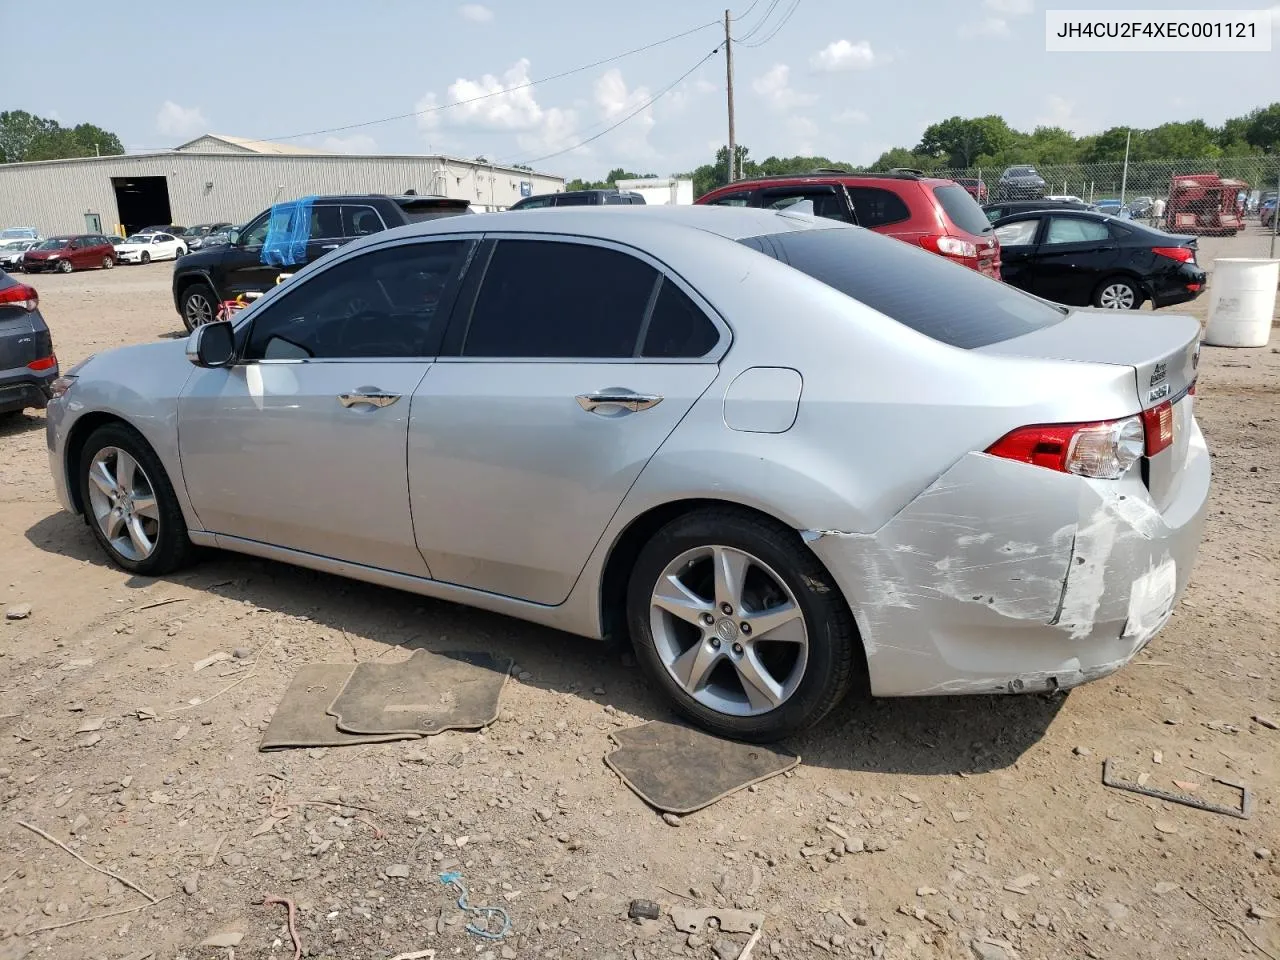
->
[696,171,1001,278]
[22,235,117,274]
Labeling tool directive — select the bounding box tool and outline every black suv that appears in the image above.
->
[509,189,645,210]
[996,166,1047,201]
[172,194,471,330]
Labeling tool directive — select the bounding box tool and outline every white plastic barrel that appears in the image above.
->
[1204,258,1279,348]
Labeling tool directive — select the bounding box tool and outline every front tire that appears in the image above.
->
[180,282,217,332]
[57,260,73,274]
[78,423,194,576]
[102,256,114,269]
[626,508,859,742]
[1094,276,1141,310]
[140,251,151,264]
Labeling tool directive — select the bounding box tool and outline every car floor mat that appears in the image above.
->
[327,648,512,736]
[605,720,800,815]
[259,664,422,751]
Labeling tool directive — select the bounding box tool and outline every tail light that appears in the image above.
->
[986,415,1146,479]
[0,282,38,312]
[27,354,57,372]
[1141,400,1174,456]
[921,235,978,259]
[1152,246,1194,263]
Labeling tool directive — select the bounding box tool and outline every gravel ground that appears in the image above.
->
[0,229,1277,960]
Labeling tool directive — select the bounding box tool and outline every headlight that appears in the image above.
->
[49,375,77,399]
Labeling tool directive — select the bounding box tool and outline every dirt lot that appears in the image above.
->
[1,230,1278,960]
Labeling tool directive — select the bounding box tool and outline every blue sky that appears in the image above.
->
[10,0,1279,179]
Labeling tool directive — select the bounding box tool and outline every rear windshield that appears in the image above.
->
[933,185,993,236]
[399,200,472,223]
[744,226,1065,349]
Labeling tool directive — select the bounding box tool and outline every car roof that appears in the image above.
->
[705,171,952,191]
[993,208,1139,228]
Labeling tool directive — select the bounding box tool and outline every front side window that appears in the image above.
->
[462,240,657,358]
[762,189,853,224]
[994,219,1040,246]
[848,187,911,227]
[241,215,271,247]
[1045,217,1110,245]
[708,192,753,207]
[244,240,470,361]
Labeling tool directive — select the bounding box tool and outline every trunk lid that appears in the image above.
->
[978,308,1201,510]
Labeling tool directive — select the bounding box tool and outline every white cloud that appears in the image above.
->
[458,3,493,21]
[835,108,869,124]
[416,59,581,157]
[320,133,378,154]
[810,39,876,71]
[751,64,815,110]
[1033,95,1086,133]
[156,100,209,138]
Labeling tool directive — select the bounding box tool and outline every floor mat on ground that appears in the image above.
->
[259,664,422,751]
[605,720,800,815]
[328,648,513,736]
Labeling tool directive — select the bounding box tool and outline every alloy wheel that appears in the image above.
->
[649,545,809,717]
[184,292,214,327]
[86,446,161,562]
[1098,282,1136,309]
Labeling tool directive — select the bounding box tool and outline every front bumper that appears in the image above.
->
[807,420,1210,697]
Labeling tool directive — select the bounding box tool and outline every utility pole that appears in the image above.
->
[724,9,736,183]
[1118,128,1131,207]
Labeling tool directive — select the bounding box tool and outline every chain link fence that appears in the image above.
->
[928,156,1280,209]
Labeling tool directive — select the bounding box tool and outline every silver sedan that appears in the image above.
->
[45,206,1210,741]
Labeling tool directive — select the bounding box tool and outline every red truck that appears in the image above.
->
[1164,173,1247,236]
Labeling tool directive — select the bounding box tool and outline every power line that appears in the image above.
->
[736,0,800,47]
[507,48,722,167]
[733,0,781,43]
[731,0,763,22]
[228,20,720,148]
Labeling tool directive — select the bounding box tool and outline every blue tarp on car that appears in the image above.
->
[261,196,316,267]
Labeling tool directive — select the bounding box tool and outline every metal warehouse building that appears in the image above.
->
[0,134,566,237]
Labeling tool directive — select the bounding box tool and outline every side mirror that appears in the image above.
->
[228,229,241,246]
[186,320,236,368]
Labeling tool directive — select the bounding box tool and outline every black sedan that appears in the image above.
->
[993,209,1205,310]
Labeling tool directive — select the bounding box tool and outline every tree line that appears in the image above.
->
[0,110,125,164]
[571,101,1280,200]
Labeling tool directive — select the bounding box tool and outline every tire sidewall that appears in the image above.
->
[1094,276,1141,310]
[626,512,853,741]
[180,283,216,333]
[77,424,189,576]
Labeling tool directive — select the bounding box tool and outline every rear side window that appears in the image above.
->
[847,187,910,227]
[341,205,385,238]
[463,240,656,358]
[400,200,470,222]
[747,226,1065,349]
[555,194,592,207]
[933,185,993,236]
[641,279,720,358]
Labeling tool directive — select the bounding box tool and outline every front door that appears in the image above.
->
[408,236,725,605]
[758,185,855,224]
[219,212,284,299]
[1034,215,1121,306]
[178,238,474,574]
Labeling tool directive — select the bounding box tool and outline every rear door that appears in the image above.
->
[992,216,1044,295]
[408,235,726,605]
[1034,215,1121,306]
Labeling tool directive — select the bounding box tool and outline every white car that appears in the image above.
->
[115,232,187,264]
[0,238,38,271]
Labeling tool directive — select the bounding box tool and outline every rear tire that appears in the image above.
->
[180,283,217,332]
[626,507,860,742]
[77,422,194,577]
[1093,276,1141,310]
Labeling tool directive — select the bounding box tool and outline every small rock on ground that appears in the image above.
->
[5,604,31,620]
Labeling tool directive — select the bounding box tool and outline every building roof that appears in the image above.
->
[173,134,327,155]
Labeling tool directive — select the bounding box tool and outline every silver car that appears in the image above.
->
[45,206,1210,741]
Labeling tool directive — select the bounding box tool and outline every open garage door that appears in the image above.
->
[111,176,173,235]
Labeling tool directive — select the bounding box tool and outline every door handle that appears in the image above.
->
[321,244,340,251]
[575,392,663,414]
[338,392,400,408]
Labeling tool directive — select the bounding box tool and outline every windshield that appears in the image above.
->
[742,226,1065,349]
[0,240,28,250]
[125,235,150,243]
[1009,167,1036,176]
[0,229,36,240]
[36,239,69,250]
[934,185,993,236]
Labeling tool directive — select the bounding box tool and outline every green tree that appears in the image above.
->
[0,111,124,162]
[1245,103,1280,153]
[917,115,1018,168]
[867,146,935,172]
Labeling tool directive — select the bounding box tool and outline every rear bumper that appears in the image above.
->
[807,421,1210,697]
[1150,263,1208,309]
[0,369,55,414]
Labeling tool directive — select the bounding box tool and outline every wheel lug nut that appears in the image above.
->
[732,643,744,655]
[710,637,721,649]
[720,603,733,616]
[701,613,714,626]
[740,622,751,635]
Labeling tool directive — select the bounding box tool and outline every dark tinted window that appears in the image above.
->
[933,185,993,236]
[515,196,554,209]
[555,194,592,207]
[708,192,753,207]
[761,188,853,223]
[245,241,468,360]
[604,193,625,205]
[341,205,384,238]
[400,201,470,222]
[463,240,656,358]
[848,187,910,227]
[745,226,1064,349]
[641,279,719,358]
